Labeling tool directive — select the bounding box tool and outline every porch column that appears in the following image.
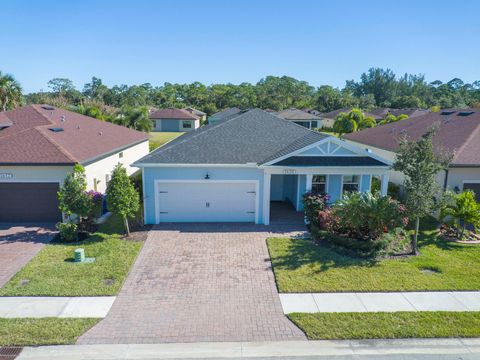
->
[381,174,389,196]
[306,174,313,192]
[263,173,271,225]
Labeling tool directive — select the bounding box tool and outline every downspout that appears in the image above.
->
[443,168,449,192]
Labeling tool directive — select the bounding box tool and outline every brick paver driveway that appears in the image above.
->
[79,223,307,344]
[0,224,56,288]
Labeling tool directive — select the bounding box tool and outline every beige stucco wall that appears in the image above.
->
[346,139,480,192]
[83,140,149,193]
[445,167,480,191]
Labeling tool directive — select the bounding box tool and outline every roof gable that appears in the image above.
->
[264,137,390,167]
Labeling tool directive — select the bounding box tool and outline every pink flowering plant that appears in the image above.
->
[303,192,330,226]
[86,190,104,219]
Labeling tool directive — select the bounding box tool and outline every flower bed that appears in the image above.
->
[305,192,409,258]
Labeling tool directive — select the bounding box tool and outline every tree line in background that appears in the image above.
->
[1,68,480,132]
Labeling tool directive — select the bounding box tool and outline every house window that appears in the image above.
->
[119,152,124,158]
[182,120,192,129]
[93,178,98,192]
[312,175,327,194]
[343,175,360,193]
[311,121,318,129]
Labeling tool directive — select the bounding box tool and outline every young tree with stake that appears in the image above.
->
[393,127,451,254]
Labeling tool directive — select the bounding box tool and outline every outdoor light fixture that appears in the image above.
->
[204,173,210,180]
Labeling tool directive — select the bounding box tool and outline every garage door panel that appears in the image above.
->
[0,182,61,222]
[156,181,256,223]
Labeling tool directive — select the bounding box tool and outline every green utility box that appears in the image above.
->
[74,248,85,263]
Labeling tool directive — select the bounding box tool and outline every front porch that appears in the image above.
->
[263,171,390,225]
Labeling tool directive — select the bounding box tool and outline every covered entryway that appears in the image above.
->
[155,180,258,223]
[0,182,61,222]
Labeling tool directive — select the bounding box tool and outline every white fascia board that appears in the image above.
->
[262,136,392,167]
[133,163,259,168]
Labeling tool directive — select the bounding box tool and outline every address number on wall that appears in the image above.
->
[0,173,13,179]
[283,169,296,175]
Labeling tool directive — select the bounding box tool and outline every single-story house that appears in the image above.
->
[276,108,325,129]
[208,107,242,124]
[134,109,391,225]
[318,108,383,128]
[0,105,149,222]
[150,108,201,132]
[368,108,430,119]
[344,109,480,200]
[183,107,207,122]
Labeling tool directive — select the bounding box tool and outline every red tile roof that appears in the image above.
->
[0,105,148,165]
[344,109,480,166]
[149,108,199,120]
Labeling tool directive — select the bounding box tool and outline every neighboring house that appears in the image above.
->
[184,107,207,122]
[0,105,149,222]
[276,108,324,129]
[134,109,391,225]
[368,108,430,119]
[150,108,201,132]
[208,107,242,124]
[344,109,480,200]
[318,108,382,128]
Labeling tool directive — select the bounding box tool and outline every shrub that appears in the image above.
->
[311,225,394,257]
[303,192,330,225]
[440,190,480,239]
[56,222,78,242]
[333,192,408,239]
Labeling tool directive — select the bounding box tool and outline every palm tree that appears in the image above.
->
[0,72,22,111]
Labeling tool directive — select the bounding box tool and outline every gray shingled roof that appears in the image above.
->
[276,108,321,120]
[136,109,329,165]
[209,107,241,120]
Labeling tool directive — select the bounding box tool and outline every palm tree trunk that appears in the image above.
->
[412,217,420,255]
[124,216,130,236]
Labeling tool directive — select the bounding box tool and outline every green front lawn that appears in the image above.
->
[149,131,183,150]
[268,224,480,292]
[0,318,99,346]
[288,312,480,340]
[0,214,143,296]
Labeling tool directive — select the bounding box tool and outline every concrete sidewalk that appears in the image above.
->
[0,297,115,318]
[16,338,480,359]
[280,291,480,313]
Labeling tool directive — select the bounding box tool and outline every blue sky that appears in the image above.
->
[2,0,479,93]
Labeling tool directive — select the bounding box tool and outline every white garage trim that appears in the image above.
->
[154,180,260,224]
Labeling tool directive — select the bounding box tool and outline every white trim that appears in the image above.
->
[341,174,361,196]
[462,180,480,184]
[306,174,313,192]
[0,178,62,183]
[381,174,389,196]
[154,179,260,224]
[262,137,392,166]
[263,173,271,225]
[142,167,147,224]
[135,163,258,168]
[296,175,301,210]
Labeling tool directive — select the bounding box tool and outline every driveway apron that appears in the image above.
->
[79,223,307,344]
[0,224,55,288]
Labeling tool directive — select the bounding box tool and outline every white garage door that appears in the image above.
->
[156,181,257,223]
